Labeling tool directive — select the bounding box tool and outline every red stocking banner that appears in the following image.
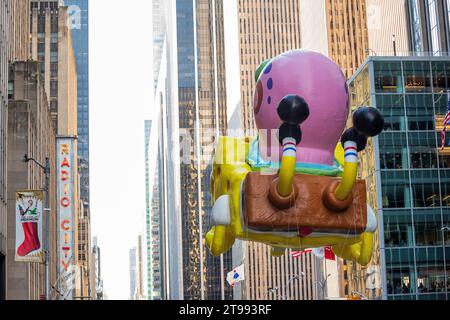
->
[15,190,44,263]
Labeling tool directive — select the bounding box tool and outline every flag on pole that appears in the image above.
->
[324,246,336,261]
[441,95,450,150]
[291,249,312,258]
[311,246,336,261]
[227,264,245,287]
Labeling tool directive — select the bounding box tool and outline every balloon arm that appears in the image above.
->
[277,138,297,197]
[335,141,358,201]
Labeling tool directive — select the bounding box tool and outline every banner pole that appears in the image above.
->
[44,157,50,300]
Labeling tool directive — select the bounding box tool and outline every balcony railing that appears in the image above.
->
[367,50,450,58]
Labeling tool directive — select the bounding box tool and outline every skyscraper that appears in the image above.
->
[299,0,369,78]
[299,0,391,299]
[29,0,81,300]
[153,0,231,300]
[30,0,78,135]
[407,0,450,55]
[366,0,411,55]
[136,234,145,300]
[129,247,137,300]
[64,0,89,206]
[0,0,30,300]
[145,119,164,300]
[227,0,321,300]
[349,55,450,300]
[91,237,103,300]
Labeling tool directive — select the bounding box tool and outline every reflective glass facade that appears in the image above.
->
[65,0,90,204]
[407,0,450,55]
[153,0,231,300]
[350,57,450,300]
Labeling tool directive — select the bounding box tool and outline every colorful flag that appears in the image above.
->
[441,96,450,150]
[227,264,245,287]
[324,246,336,261]
[291,249,312,258]
[311,246,336,261]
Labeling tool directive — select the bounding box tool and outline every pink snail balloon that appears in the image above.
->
[253,49,350,166]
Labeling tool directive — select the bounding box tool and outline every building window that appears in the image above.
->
[414,209,443,246]
[382,170,411,208]
[409,0,423,53]
[432,61,450,93]
[416,247,446,294]
[384,210,414,247]
[374,62,404,93]
[377,95,406,131]
[427,0,442,55]
[403,61,432,93]
[50,80,58,97]
[385,248,416,295]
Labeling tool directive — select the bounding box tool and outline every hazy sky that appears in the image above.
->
[89,0,154,300]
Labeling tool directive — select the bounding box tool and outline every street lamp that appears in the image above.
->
[24,154,50,300]
[392,34,397,56]
[265,273,305,300]
[315,274,331,300]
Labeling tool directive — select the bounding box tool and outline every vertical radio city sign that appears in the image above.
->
[57,137,76,299]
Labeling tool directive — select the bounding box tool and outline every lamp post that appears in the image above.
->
[392,34,397,56]
[265,273,305,300]
[24,154,50,300]
[315,273,331,300]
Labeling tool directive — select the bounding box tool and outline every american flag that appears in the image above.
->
[291,247,336,260]
[291,249,312,258]
[441,96,450,150]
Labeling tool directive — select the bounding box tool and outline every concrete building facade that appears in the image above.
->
[75,201,93,300]
[366,0,411,55]
[0,0,30,299]
[6,61,57,300]
[29,0,80,300]
[226,0,321,300]
[30,0,78,136]
[299,0,369,79]
[92,236,103,300]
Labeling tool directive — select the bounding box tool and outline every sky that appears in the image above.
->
[89,0,154,300]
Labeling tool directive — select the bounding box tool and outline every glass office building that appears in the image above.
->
[349,56,450,300]
[407,0,450,55]
[65,0,90,204]
[153,0,231,300]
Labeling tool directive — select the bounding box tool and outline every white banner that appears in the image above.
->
[57,137,76,300]
[15,190,44,263]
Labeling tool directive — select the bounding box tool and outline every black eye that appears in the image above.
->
[277,95,310,145]
[277,95,310,125]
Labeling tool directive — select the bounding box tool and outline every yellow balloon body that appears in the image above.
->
[205,136,374,266]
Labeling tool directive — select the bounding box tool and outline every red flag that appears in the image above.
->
[324,246,336,261]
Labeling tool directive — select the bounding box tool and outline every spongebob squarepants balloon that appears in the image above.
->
[206,50,384,266]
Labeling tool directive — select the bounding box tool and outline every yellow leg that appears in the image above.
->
[335,141,359,201]
[206,226,236,257]
[332,232,373,266]
[278,156,296,197]
[278,138,297,197]
[335,162,358,201]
